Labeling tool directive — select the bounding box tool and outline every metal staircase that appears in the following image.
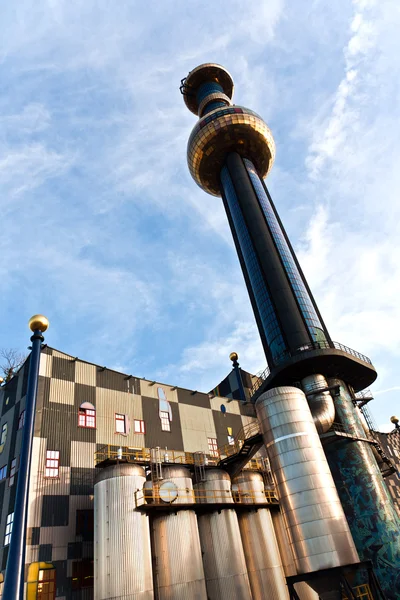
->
[217,421,264,477]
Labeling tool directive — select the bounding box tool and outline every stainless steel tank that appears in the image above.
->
[256,387,359,598]
[150,466,207,600]
[194,469,252,600]
[272,511,319,600]
[232,471,289,600]
[94,463,154,600]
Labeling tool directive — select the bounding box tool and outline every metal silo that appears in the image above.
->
[94,463,154,600]
[272,511,319,600]
[194,469,252,600]
[150,465,207,600]
[232,471,289,600]
[256,386,359,599]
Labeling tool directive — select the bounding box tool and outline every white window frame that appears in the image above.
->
[207,437,219,458]
[45,450,60,478]
[4,512,14,546]
[9,458,16,487]
[160,411,170,432]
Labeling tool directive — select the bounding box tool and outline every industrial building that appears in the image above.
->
[1,63,400,599]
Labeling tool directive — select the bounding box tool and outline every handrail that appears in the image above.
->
[217,420,262,460]
[343,584,373,600]
[250,340,373,398]
[94,444,270,474]
[134,487,277,507]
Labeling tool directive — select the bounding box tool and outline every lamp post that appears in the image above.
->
[3,315,49,600]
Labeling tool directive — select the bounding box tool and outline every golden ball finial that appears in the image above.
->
[29,314,49,333]
[0,377,4,384]
[230,352,238,362]
[390,415,399,425]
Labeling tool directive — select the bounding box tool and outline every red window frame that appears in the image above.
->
[45,450,60,478]
[9,457,16,487]
[18,410,25,430]
[134,419,145,434]
[207,437,219,458]
[78,408,96,429]
[115,413,126,434]
[37,568,56,600]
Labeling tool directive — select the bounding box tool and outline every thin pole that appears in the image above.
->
[3,316,48,599]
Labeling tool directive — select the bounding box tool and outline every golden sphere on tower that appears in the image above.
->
[28,314,49,333]
[187,105,275,196]
[229,352,238,362]
[390,415,399,425]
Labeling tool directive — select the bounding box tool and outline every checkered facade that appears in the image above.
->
[0,346,258,599]
[374,429,400,518]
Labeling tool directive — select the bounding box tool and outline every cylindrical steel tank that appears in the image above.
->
[325,378,400,600]
[194,469,252,600]
[301,374,335,434]
[272,511,319,600]
[256,387,359,598]
[94,463,154,600]
[150,466,207,600]
[232,471,289,600]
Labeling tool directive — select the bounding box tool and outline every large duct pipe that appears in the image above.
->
[94,463,154,599]
[194,469,252,600]
[256,387,359,598]
[301,374,335,434]
[232,471,289,600]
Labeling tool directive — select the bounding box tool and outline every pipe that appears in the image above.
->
[301,374,335,434]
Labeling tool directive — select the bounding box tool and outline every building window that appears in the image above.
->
[0,465,6,480]
[160,412,170,432]
[0,423,7,446]
[76,509,94,542]
[134,419,145,434]
[45,450,60,478]
[37,568,56,600]
[9,457,16,486]
[4,512,14,546]
[18,411,25,430]
[115,413,126,434]
[207,438,219,458]
[227,436,235,446]
[72,560,94,590]
[78,403,96,428]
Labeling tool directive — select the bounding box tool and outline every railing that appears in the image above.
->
[134,487,277,508]
[217,420,262,460]
[94,444,270,475]
[343,584,373,600]
[250,341,373,398]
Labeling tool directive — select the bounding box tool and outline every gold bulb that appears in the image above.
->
[229,352,238,362]
[28,314,49,333]
[390,415,399,425]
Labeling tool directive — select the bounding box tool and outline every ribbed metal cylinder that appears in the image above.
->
[256,387,359,576]
[195,469,252,600]
[94,463,154,600]
[272,512,319,600]
[325,378,400,600]
[150,466,207,600]
[232,471,289,600]
[301,374,335,434]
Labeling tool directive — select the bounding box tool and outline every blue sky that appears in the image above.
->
[0,0,399,431]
